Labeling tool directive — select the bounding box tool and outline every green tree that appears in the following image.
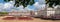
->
[45,0,60,8]
[4,0,35,8]
[0,12,8,16]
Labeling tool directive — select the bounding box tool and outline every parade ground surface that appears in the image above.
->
[0,16,60,22]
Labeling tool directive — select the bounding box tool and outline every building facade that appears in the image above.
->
[8,10,35,16]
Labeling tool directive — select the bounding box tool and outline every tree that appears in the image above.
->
[0,12,8,16]
[4,0,35,8]
[45,0,60,8]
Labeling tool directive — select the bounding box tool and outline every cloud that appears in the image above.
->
[0,0,46,12]
[0,1,15,12]
[4,1,32,12]
[34,2,46,10]
[25,5,37,11]
[3,1,29,12]
[0,3,4,9]
[0,3,4,12]
[38,0,45,4]
[3,1,15,12]
[16,5,32,12]
[4,1,14,9]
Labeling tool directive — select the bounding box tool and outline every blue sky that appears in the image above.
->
[0,0,45,12]
[0,0,4,3]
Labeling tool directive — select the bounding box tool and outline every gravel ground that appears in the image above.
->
[0,16,60,22]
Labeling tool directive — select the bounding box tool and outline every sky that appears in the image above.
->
[0,0,46,12]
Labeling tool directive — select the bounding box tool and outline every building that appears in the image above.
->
[8,10,35,16]
[47,8,55,16]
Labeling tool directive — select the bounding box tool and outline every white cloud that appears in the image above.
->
[16,5,30,12]
[25,5,35,11]
[0,3,4,9]
[0,1,15,12]
[0,3,4,12]
[38,0,45,4]
[4,1,29,12]
[34,2,46,10]
[0,0,46,12]
[3,1,14,9]
[33,0,46,10]
[17,5,24,9]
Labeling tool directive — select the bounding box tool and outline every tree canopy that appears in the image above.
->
[0,12,8,14]
[45,0,60,8]
[4,0,35,8]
